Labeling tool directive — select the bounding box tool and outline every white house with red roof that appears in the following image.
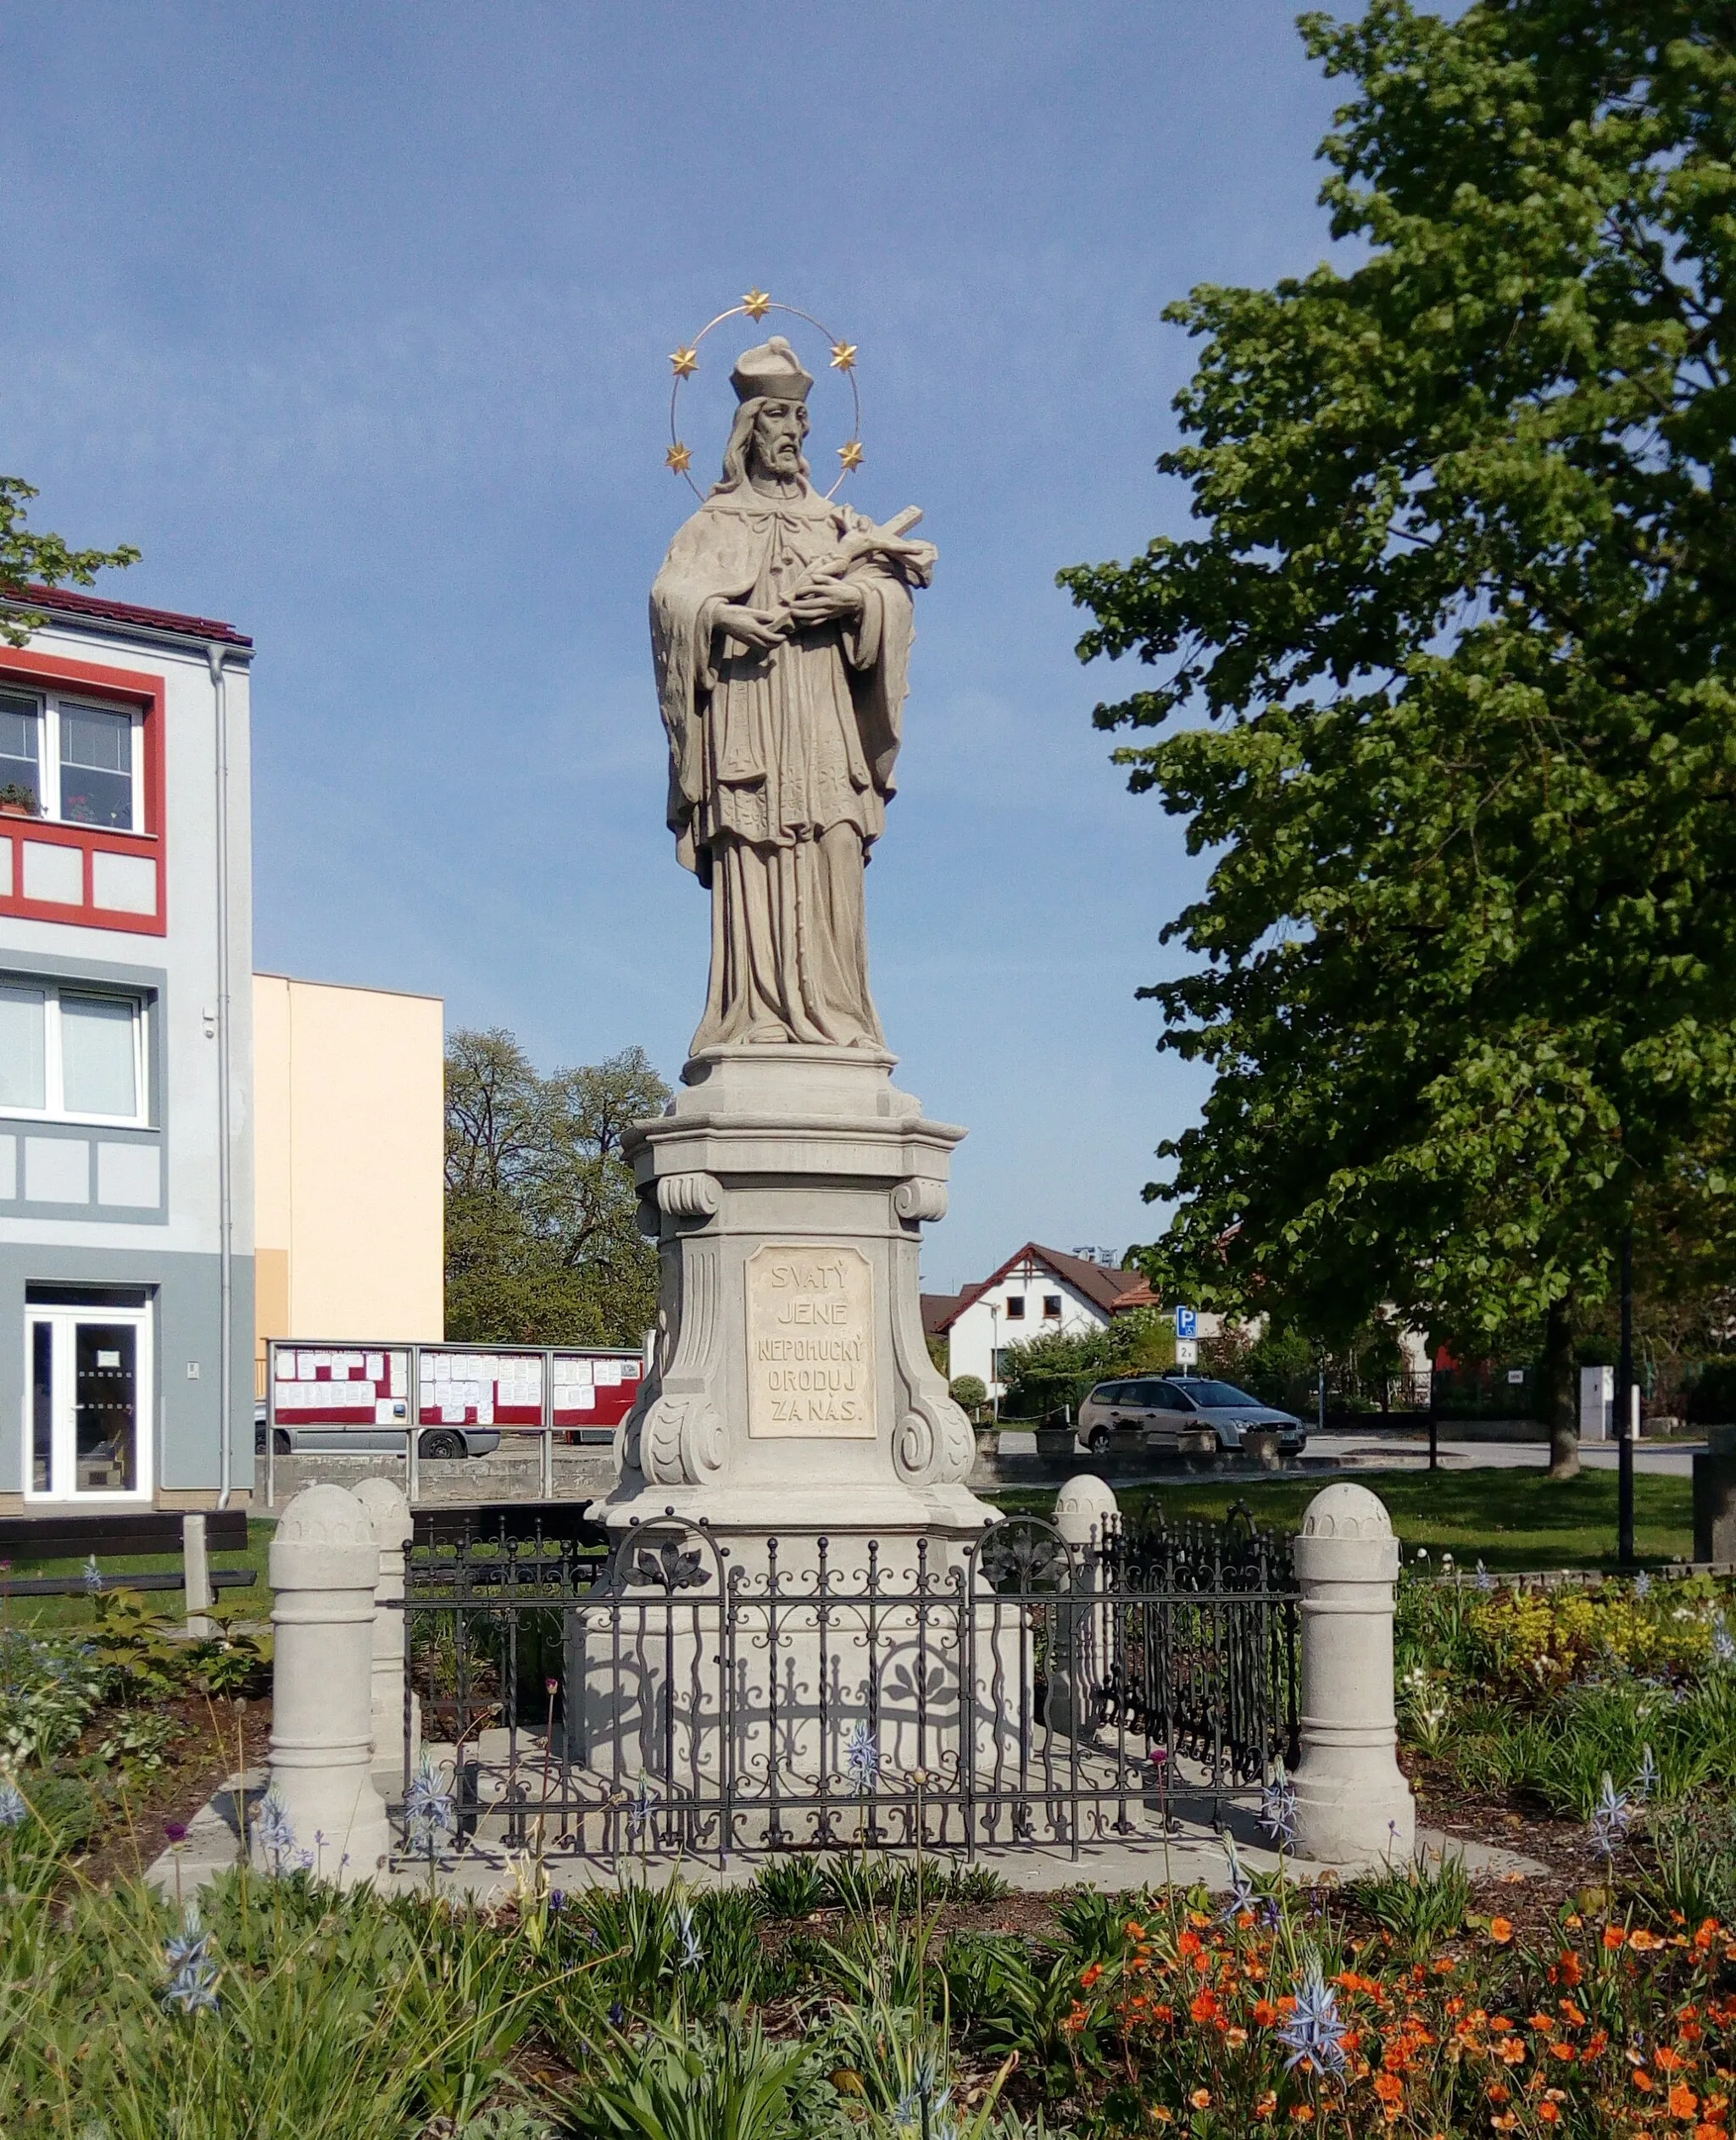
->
[922,1242,1158,1398]
[0,583,254,1516]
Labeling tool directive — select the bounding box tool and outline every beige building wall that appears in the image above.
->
[253,973,444,1362]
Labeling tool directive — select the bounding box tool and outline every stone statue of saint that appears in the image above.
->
[651,336,937,1054]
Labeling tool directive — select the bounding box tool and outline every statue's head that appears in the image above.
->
[715,336,815,492]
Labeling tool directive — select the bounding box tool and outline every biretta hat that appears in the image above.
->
[730,335,814,404]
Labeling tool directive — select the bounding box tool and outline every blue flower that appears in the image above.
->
[0,1780,27,1829]
[1277,1958,1347,2076]
[403,1753,456,1855]
[81,1555,103,1596]
[1260,1773,1299,1848]
[675,1902,704,1971]
[1633,1570,1652,1600]
[1475,1559,1494,1592]
[161,1904,220,2015]
[1217,1836,1258,1924]
[1712,1614,1736,1669]
[844,1721,880,1796]
[1633,1744,1659,1804]
[1588,1770,1633,1862]
[626,1775,657,1843]
[251,1786,296,1871]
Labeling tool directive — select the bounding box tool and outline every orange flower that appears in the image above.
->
[1635,2071,1656,2093]
[1605,1927,1628,1951]
[1496,2038,1527,2065]
[1488,2085,1511,2104]
[1191,2088,1213,2110]
[1556,1952,1583,1987]
[1699,2126,1727,2140]
[1488,1918,1515,1945]
[1673,2085,1702,2120]
[1560,2001,1587,2026]
[1374,2073,1404,2105]
[1147,2109,1173,2126]
[1080,1961,1104,1991]
[1633,1929,1666,1953]
[1178,1930,1204,1960]
[1190,1991,1220,2024]
[1254,1999,1280,2027]
[1538,2104,1561,2125]
[1255,2092,1277,2119]
[1292,2109,1315,2125]
[1491,2115,1518,2132]
[1548,2043,1577,2062]
[1659,2049,1683,2074]
[1224,2026,1249,2049]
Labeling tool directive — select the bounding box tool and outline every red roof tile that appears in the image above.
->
[3,582,251,648]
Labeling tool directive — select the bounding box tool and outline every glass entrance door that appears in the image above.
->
[25,1303,152,1500]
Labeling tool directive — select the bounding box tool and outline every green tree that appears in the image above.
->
[1060,0,1736,1478]
[0,476,139,646]
[998,1311,1172,1422]
[443,1028,669,1346]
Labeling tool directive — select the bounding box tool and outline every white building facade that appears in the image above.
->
[0,586,253,1516]
[926,1242,1157,1398]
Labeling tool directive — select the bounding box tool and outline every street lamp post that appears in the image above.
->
[989,1302,1000,1426]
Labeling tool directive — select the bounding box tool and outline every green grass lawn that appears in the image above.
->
[0,1516,276,1631]
[988,1465,1693,1572]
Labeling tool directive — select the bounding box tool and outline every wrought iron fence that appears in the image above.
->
[393,1504,1298,1866]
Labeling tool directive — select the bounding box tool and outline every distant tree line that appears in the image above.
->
[443,1029,668,1348]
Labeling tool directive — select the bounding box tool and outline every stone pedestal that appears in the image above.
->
[1290,1481,1416,1869]
[602,1046,990,1536]
[1050,1473,1118,1736]
[259,1484,392,1886]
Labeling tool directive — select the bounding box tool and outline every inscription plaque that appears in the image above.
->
[745,1243,876,1438]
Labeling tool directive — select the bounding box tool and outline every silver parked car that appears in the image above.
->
[1076,1376,1307,1455]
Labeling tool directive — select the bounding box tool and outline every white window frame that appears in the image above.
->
[24,1299,154,1504]
[0,983,148,1127]
[0,688,143,833]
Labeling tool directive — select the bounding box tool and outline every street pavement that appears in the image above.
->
[996,1426,1699,1477]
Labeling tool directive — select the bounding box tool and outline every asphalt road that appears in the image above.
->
[998,1426,1700,1477]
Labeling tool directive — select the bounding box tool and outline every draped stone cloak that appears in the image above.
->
[650,482,932,1053]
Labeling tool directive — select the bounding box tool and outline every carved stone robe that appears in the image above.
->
[650,481,930,1053]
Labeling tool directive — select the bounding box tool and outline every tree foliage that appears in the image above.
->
[443,1028,669,1346]
[998,1310,1172,1421]
[1060,0,1736,1470]
[0,476,139,646]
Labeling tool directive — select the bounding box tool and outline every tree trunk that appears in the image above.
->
[1544,1297,1580,1479]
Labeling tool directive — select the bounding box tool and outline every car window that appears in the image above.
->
[1140,1381,1188,1410]
[1171,1379,1264,1409]
[1091,1381,1126,1405]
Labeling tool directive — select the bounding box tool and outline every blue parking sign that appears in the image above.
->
[1175,1305,1198,1341]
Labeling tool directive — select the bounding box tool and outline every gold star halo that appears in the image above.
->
[664,292,865,500]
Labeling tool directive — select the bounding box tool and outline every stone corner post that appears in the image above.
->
[1051,1473,1119,1736]
[181,1511,213,1637]
[261,1483,392,1887]
[1290,1481,1416,1870]
[353,1475,420,1783]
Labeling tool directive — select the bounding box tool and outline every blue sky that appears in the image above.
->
[0,2,1345,1292]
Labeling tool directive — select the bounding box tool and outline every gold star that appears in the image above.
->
[665,442,693,475]
[837,439,865,472]
[741,287,772,320]
[669,346,698,378]
[829,341,858,372]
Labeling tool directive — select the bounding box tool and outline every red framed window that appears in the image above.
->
[0,650,165,937]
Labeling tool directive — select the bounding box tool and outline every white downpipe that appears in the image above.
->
[210,645,235,1510]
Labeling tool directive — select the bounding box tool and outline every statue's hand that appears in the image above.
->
[783,578,866,628]
[714,603,787,652]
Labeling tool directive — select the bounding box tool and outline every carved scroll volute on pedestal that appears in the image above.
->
[893,1178,948,1225]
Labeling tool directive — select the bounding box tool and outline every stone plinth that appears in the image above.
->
[353,1475,420,1785]
[1290,1481,1415,1869]
[601,1046,991,1535]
